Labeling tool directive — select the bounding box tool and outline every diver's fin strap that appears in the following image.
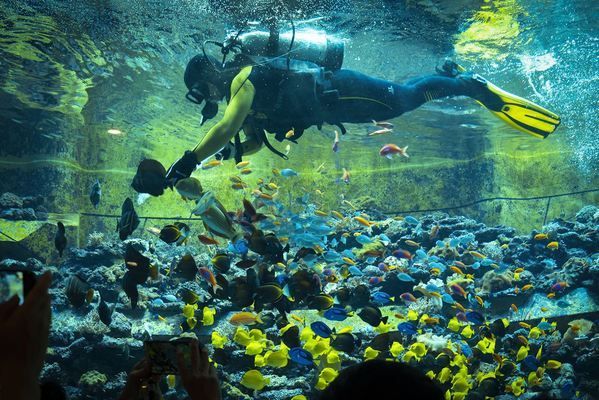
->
[234,133,244,163]
[257,129,289,160]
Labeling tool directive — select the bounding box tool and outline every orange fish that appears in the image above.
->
[240,168,252,175]
[202,160,223,169]
[546,241,558,250]
[518,322,532,330]
[258,193,274,201]
[342,168,350,184]
[331,211,344,220]
[429,224,439,239]
[315,210,328,217]
[230,176,243,183]
[285,129,295,139]
[517,335,529,346]
[198,235,219,245]
[510,304,519,313]
[521,284,533,291]
[469,251,485,259]
[342,257,356,265]
[450,284,467,298]
[354,216,372,227]
[534,233,548,240]
[454,260,467,269]
[514,268,524,274]
[236,161,250,169]
[450,266,465,275]
[405,240,420,248]
[229,312,263,326]
[547,293,556,299]
[231,183,247,190]
[198,267,222,294]
[452,302,467,313]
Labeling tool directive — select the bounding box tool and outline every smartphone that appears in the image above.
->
[0,269,36,304]
[144,335,197,375]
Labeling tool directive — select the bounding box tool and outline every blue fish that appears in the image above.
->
[372,291,394,306]
[415,249,427,259]
[480,258,494,267]
[330,238,338,248]
[537,321,553,330]
[397,272,415,282]
[289,347,314,366]
[522,355,541,371]
[425,283,442,293]
[442,293,455,304]
[378,234,391,245]
[435,240,446,248]
[465,311,485,325]
[460,342,473,358]
[281,168,299,177]
[471,262,481,270]
[323,250,342,263]
[404,216,419,225]
[430,262,446,273]
[560,382,575,399]
[311,321,333,338]
[449,238,460,248]
[162,295,178,302]
[340,236,347,245]
[355,234,373,245]
[151,298,165,307]
[365,257,377,264]
[323,306,349,321]
[341,249,355,258]
[349,266,363,276]
[397,322,417,336]
[228,239,249,255]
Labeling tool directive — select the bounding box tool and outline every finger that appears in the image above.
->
[190,340,200,372]
[199,345,209,375]
[176,349,190,380]
[0,296,20,320]
[21,271,52,312]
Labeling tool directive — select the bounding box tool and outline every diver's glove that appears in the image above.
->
[215,142,236,161]
[165,150,198,189]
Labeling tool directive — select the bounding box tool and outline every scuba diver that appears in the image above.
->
[162,27,560,188]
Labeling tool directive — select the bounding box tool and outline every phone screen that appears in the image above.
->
[0,271,25,304]
[144,336,195,375]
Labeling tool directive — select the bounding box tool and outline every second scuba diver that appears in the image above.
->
[155,29,560,189]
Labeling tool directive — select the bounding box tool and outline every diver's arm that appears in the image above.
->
[192,68,255,162]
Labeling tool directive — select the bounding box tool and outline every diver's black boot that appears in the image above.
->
[165,150,198,189]
[436,59,466,78]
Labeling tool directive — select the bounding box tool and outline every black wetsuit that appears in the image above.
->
[325,69,472,123]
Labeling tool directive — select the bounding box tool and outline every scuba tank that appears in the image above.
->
[228,29,344,71]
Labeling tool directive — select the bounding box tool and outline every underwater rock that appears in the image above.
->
[575,205,599,224]
[40,362,66,382]
[0,191,23,208]
[474,226,515,243]
[108,312,132,338]
[78,370,107,388]
[477,270,513,295]
[0,207,37,220]
[22,194,45,209]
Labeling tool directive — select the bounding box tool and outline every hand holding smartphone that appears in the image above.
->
[144,335,197,375]
[0,269,36,304]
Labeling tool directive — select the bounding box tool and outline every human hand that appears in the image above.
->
[0,271,52,399]
[177,340,221,400]
[118,358,153,400]
[165,150,199,189]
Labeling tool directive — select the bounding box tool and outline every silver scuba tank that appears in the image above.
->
[235,30,344,70]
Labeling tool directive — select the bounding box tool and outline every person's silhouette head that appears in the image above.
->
[318,360,444,400]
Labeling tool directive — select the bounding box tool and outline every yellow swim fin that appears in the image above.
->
[471,74,561,139]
